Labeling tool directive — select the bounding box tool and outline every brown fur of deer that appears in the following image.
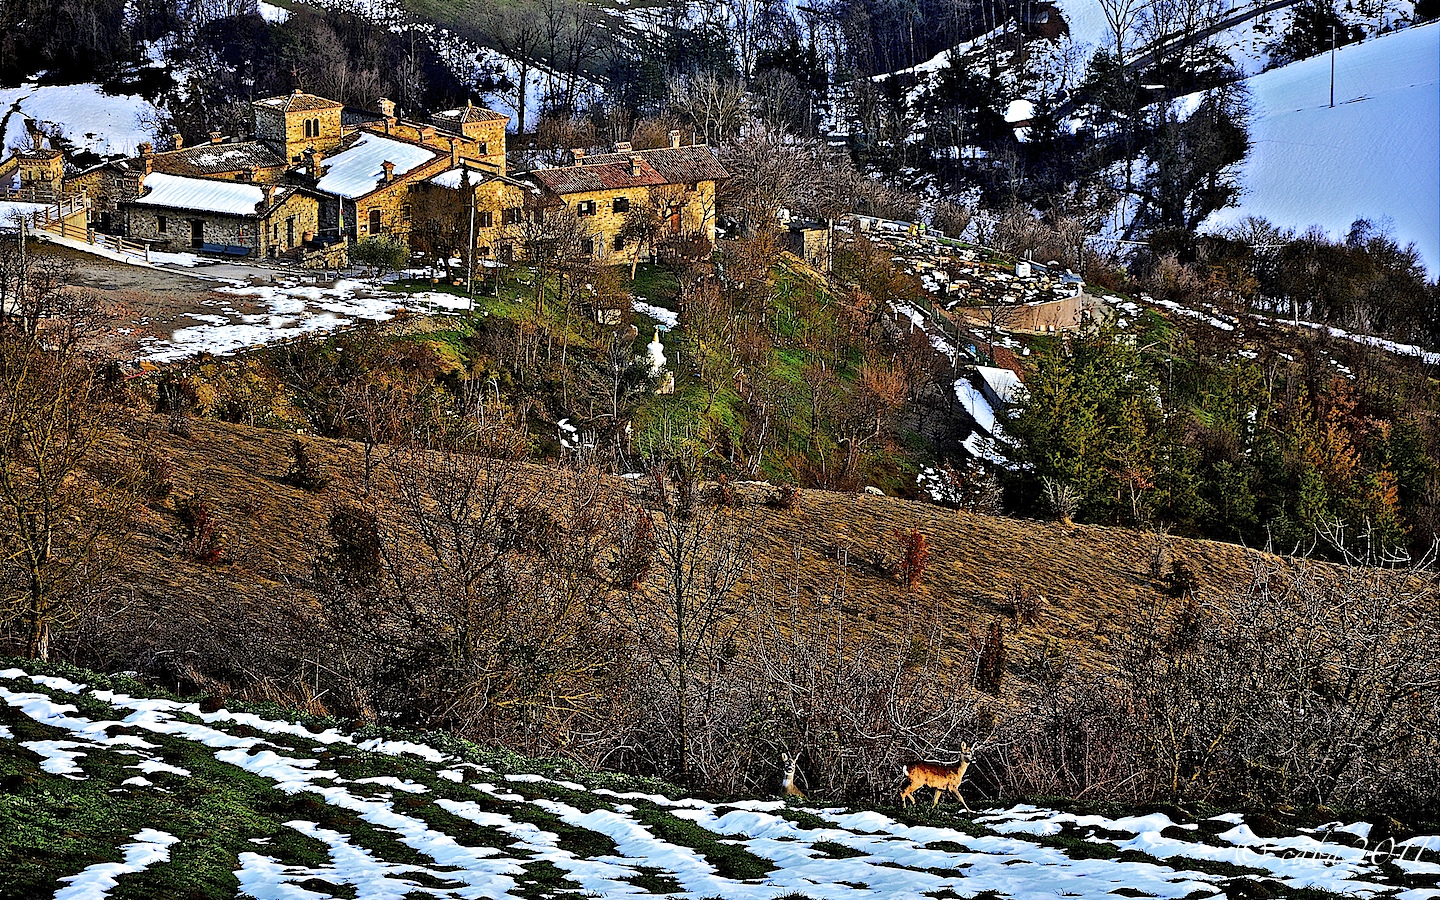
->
[780,752,804,798]
[900,744,976,811]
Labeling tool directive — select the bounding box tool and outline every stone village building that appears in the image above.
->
[125,172,320,258]
[11,89,728,265]
[523,133,727,263]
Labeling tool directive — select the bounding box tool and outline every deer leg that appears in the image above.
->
[932,789,942,808]
[954,786,971,813]
[900,786,915,806]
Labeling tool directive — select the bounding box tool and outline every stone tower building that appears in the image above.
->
[252,91,345,163]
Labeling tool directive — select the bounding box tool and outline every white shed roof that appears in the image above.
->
[134,172,265,216]
[316,132,439,199]
[975,365,1026,404]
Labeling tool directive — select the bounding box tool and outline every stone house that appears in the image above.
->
[524,134,727,263]
[785,220,833,273]
[125,172,320,258]
[416,165,534,260]
[253,90,346,163]
[312,131,450,244]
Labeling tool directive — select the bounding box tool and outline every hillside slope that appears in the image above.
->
[3,662,1436,899]
[1203,21,1440,271]
[94,413,1278,678]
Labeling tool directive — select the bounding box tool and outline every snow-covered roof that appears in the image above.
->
[315,132,441,200]
[975,365,1026,404]
[1005,99,1035,123]
[133,172,265,216]
[956,378,999,435]
[427,167,472,189]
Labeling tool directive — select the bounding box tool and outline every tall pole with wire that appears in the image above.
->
[465,167,476,308]
[1330,26,1336,108]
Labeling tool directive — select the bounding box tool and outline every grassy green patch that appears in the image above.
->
[628,804,774,881]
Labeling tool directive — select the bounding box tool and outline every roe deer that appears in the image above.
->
[780,752,804,798]
[901,743,976,811]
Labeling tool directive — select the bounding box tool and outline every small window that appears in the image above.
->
[477,211,494,228]
[687,182,697,191]
[369,208,382,234]
[580,238,595,256]
[613,234,625,251]
[157,215,167,234]
[477,142,488,156]
[612,197,630,214]
[503,207,522,226]
[576,200,596,217]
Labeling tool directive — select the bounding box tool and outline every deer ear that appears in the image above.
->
[781,753,789,762]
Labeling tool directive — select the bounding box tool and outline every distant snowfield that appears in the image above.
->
[4,666,1438,900]
[0,83,159,156]
[1204,21,1440,272]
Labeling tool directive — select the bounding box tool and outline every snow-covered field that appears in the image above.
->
[137,278,476,362]
[4,665,1438,899]
[0,83,159,157]
[1204,21,1440,272]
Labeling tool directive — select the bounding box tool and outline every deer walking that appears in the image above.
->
[900,743,976,811]
[780,752,804,799]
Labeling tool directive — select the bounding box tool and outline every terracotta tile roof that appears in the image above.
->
[582,145,729,184]
[529,158,667,194]
[150,141,285,178]
[529,145,729,195]
[255,91,344,113]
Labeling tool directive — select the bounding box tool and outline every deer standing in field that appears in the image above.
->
[780,752,804,799]
[901,743,976,811]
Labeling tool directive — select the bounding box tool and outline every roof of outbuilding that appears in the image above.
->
[150,141,286,178]
[254,91,344,113]
[133,172,268,216]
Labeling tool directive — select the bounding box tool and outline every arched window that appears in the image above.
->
[303,119,313,138]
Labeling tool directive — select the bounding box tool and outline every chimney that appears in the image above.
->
[381,160,395,184]
[614,141,632,153]
[138,142,153,158]
[378,97,397,132]
[418,125,436,143]
[173,133,184,150]
[669,129,681,149]
[571,148,586,166]
[629,154,643,177]
[449,137,460,166]
[24,118,43,150]
[262,185,277,209]
[210,131,223,145]
[142,155,153,177]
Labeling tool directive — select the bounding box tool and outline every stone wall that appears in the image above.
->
[127,206,261,253]
[259,192,321,257]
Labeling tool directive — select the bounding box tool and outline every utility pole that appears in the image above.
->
[465,167,476,308]
[1329,25,1336,108]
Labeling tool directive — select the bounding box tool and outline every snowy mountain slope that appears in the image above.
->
[4,663,1439,899]
[0,83,159,156]
[1203,21,1440,273]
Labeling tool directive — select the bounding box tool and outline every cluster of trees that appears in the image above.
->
[1007,321,1440,555]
